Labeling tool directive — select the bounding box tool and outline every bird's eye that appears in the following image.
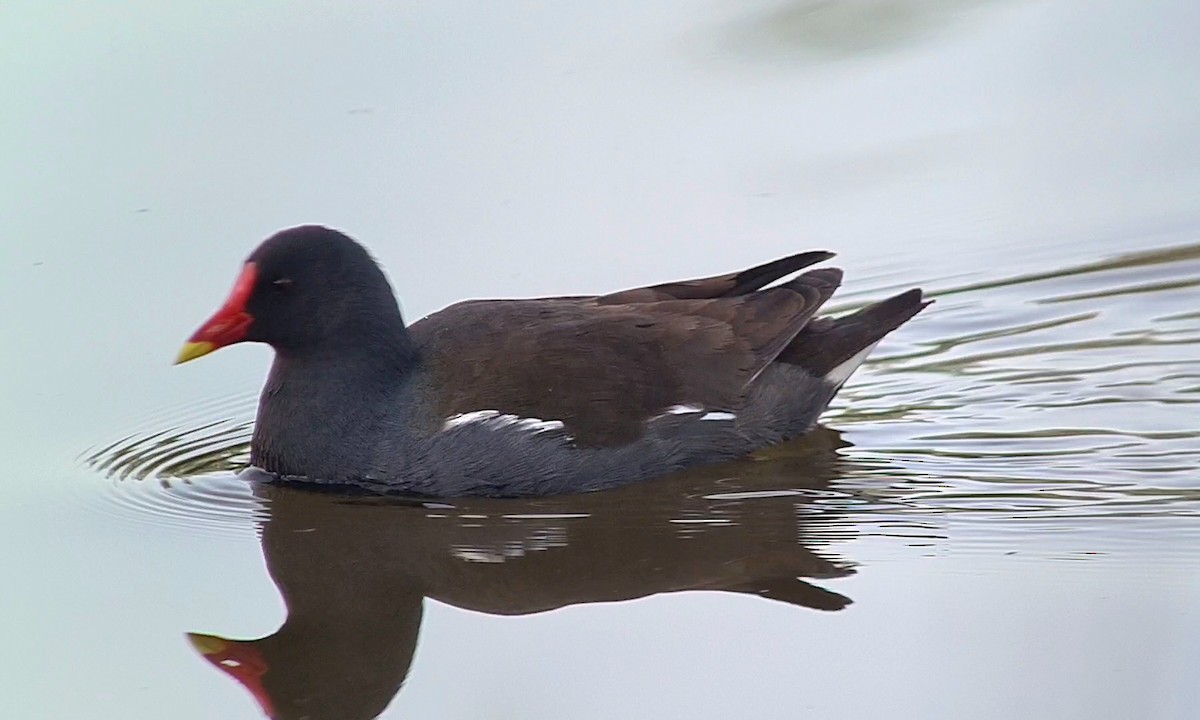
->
[272,278,294,292]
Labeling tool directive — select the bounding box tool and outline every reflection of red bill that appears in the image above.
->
[187,632,275,718]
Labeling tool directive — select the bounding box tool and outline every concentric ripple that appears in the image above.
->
[80,471,268,541]
[85,418,253,483]
[80,391,261,539]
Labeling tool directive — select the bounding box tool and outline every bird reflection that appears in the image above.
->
[189,428,863,720]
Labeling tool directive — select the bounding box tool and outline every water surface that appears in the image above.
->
[4,1,1199,718]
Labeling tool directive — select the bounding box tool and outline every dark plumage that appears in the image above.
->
[178,225,930,496]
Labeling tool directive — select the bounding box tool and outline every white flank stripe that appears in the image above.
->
[653,405,736,422]
[442,410,565,434]
[510,417,566,432]
[442,410,500,429]
[825,341,880,387]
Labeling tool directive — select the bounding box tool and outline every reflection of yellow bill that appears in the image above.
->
[186,632,227,655]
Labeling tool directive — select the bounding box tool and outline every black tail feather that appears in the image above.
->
[599,250,835,304]
[778,288,931,377]
[725,250,835,296]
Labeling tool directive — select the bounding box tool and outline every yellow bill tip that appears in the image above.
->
[175,341,216,365]
[186,633,228,655]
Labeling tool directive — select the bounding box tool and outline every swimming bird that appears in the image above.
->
[177,225,928,496]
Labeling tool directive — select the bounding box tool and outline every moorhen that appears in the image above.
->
[176,225,929,496]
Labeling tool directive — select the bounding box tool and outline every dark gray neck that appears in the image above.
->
[249,339,425,483]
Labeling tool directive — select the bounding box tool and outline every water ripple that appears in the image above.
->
[82,236,1200,543]
[85,419,252,483]
[826,235,1200,531]
[78,471,266,541]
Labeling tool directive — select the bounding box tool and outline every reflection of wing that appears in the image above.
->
[728,577,852,612]
[190,430,863,719]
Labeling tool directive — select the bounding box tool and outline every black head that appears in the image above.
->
[177,226,408,363]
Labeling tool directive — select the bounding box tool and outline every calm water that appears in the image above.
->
[4,1,1200,718]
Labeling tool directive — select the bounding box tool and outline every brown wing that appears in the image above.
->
[409,260,842,446]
